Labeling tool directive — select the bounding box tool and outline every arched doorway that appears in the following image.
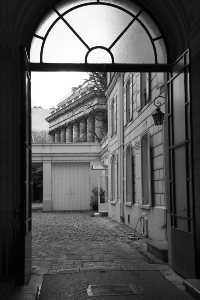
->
[19,0,195,284]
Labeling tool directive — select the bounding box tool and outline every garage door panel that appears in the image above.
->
[52,162,90,210]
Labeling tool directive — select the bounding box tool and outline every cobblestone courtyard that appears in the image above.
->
[31,208,191,299]
[32,209,147,275]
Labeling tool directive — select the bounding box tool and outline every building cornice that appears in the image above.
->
[32,143,101,163]
[46,90,105,122]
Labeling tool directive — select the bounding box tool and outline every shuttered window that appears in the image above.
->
[110,96,117,137]
[124,75,133,126]
[123,85,126,126]
[136,74,141,111]
[110,99,114,137]
[110,154,115,201]
[136,73,151,111]
[146,72,151,102]
[126,79,130,124]
[156,72,164,88]
[125,144,133,203]
[115,153,118,202]
[114,95,117,134]
[110,152,118,202]
[135,139,142,204]
[130,74,133,120]
[141,131,152,205]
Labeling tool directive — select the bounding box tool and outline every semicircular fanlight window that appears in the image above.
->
[30,0,167,64]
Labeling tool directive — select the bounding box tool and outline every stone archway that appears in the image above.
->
[3,0,198,290]
[20,2,194,282]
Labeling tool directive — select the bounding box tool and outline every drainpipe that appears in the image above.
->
[119,73,124,221]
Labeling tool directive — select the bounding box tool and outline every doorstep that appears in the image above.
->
[183,279,200,299]
[8,275,43,300]
[146,240,168,262]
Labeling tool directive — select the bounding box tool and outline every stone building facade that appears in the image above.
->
[46,81,107,144]
[106,72,166,242]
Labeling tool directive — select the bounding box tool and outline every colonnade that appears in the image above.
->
[49,114,106,143]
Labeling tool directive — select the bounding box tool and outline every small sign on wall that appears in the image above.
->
[91,165,108,170]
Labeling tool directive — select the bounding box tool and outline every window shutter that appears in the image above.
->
[123,86,126,126]
[124,147,126,202]
[125,147,128,203]
[136,74,141,111]
[109,101,112,137]
[115,154,118,201]
[141,131,151,205]
[114,96,117,134]
[156,72,164,88]
[132,148,134,203]
[110,154,114,201]
[129,146,133,203]
[146,72,150,101]
[130,74,133,120]
[126,145,133,203]
[135,138,142,204]
[147,131,152,205]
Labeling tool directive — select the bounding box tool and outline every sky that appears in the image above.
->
[31,72,89,109]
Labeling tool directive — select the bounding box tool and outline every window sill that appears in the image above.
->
[140,204,151,210]
[125,202,132,207]
[138,101,151,113]
[124,119,133,128]
[110,201,117,205]
[111,133,117,139]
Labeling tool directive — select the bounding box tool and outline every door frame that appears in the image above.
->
[167,49,196,278]
[19,47,32,285]
[20,48,195,280]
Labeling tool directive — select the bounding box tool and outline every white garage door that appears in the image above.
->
[52,162,90,210]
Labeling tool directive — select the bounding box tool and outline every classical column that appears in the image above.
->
[49,131,55,143]
[87,115,95,142]
[95,113,106,142]
[73,122,79,142]
[79,118,87,142]
[43,162,52,211]
[60,126,66,143]
[66,124,73,142]
[55,129,60,143]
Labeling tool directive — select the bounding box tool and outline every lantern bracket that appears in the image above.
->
[153,95,165,108]
[152,95,165,126]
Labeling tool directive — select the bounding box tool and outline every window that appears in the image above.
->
[110,153,118,201]
[126,79,130,124]
[124,74,133,126]
[141,131,152,205]
[136,73,151,110]
[141,72,151,108]
[30,2,167,65]
[107,73,116,86]
[110,96,117,136]
[111,72,115,78]
[125,144,133,203]
[135,139,142,204]
[107,73,111,86]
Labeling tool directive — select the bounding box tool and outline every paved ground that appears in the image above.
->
[9,205,193,299]
[30,207,192,299]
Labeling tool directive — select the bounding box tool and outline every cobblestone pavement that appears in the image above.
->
[32,210,145,275]
[31,209,192,299]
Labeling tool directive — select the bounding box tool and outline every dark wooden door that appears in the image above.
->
[168,50,196,278]
[19,48,32,284]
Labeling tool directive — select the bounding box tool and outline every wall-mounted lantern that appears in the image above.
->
[152,96,165,126]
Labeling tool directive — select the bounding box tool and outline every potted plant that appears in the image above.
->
[90,187,105,211]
